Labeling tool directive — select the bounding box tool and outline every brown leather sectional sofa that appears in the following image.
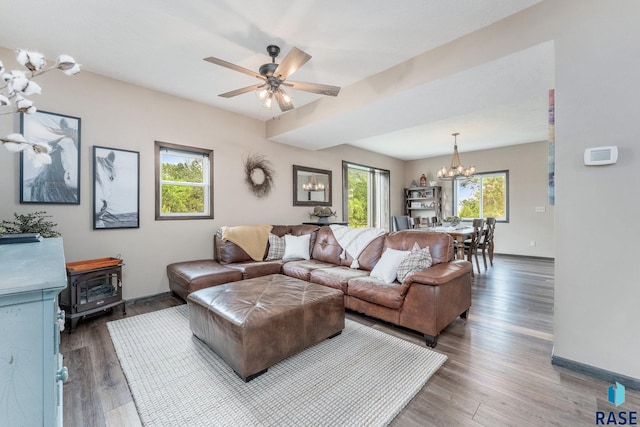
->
[167,224,472,347]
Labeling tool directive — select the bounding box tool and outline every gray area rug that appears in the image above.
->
[107,304,447,426]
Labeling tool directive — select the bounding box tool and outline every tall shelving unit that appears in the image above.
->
[403,186,442,228]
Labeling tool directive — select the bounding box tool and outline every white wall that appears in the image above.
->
[406,141,554,258]
[0,46,404,301]
[551,1,640,380]
[400,0,640,380]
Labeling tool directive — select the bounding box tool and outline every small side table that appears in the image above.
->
[60,257,126,332]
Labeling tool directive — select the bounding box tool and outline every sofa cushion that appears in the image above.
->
[310,226,343,265]
[283,234,311,260]
[309,266,370,293]
[346,276,405,309]
[215,235,256,264]
[166,260,243,300]
[384,231,453,265]
[351,235,386,271]
[282,259,338,281]
[265,233,286,261]
[396,242,432,284]
[225,260,284,280]
[215,225,319,264]
[220,224,272,261]
[370,248,410,283]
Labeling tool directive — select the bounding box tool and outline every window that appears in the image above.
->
[155,141,213,220]
[342,161,390,230]
[453,170,508,222]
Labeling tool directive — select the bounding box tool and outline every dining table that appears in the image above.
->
[423,225,476,260]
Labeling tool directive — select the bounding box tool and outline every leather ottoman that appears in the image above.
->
[187,273,345,381]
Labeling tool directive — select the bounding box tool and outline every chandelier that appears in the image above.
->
[302,174,325,191]
[436,132,476,180]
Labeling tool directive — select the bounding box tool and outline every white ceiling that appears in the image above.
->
[0,0,552,160]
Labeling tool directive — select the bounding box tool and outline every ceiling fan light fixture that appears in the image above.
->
[279,88,292,105]
[255,84,269,101]
[205,44,341,113]
[261,91,274,109]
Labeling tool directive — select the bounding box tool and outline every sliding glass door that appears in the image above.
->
[342,161,390,230]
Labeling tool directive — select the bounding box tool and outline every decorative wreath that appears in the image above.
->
[244,154,275,198]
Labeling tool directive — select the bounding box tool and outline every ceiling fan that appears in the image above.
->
[204,45,341,112]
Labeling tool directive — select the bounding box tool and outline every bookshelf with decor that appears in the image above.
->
[403,186,442,228]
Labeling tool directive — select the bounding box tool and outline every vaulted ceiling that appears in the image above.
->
[0,0,553,160]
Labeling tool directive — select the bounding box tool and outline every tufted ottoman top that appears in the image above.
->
[187,273,344,381]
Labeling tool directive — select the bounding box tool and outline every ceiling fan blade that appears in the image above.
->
[274,90,294,112]
[219,84,265,98]
[284,80,341,97]
[203,57,266,81]
[273,47,311,81]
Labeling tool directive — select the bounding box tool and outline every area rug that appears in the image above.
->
[107,305,447,426]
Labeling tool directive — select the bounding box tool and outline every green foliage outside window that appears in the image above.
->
[482,176,506,218]
[456,173,507,220]
[161,160,205,214]
[347,169,368,228]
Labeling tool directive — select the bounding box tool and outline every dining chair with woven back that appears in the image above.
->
[463,218,485,276]
[478,217,496,268]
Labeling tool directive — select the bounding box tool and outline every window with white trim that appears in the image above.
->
[453,170,509,222]
[155,141,213,220]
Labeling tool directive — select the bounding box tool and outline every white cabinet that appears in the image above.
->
[0,238,67,427]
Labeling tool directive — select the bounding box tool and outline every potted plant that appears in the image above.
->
[309,207,337,223]
[0,211,60,237]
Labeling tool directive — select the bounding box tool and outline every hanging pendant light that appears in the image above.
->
[436,132,476,180]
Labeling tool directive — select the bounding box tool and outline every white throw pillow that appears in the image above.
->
[370,248,411,283]
[283,234,311,260]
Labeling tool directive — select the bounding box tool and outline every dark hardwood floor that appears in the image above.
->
[60,255,639,426]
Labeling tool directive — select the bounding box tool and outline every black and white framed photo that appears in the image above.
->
[20,110,81,204]
[93,146,140,229]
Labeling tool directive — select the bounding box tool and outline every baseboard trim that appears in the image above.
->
[125,291,177,305]
[551,355,640,391]
[494,253,555,262]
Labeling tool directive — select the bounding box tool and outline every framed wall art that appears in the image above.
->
[93,146,140,229]
[20,110,81,204]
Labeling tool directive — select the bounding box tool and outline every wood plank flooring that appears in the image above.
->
[60,255,639,426]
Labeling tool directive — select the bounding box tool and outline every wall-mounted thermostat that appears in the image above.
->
[584,146,618,165]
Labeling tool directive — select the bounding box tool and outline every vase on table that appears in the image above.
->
[317,216,330,224]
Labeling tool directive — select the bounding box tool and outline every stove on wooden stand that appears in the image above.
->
[60,257,126,332]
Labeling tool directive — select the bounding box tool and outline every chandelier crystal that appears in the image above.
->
[436,132,476,180]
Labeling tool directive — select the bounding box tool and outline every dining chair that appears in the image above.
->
[463,218,485,275]
[478,217,496,268]
[392,215,413,231]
